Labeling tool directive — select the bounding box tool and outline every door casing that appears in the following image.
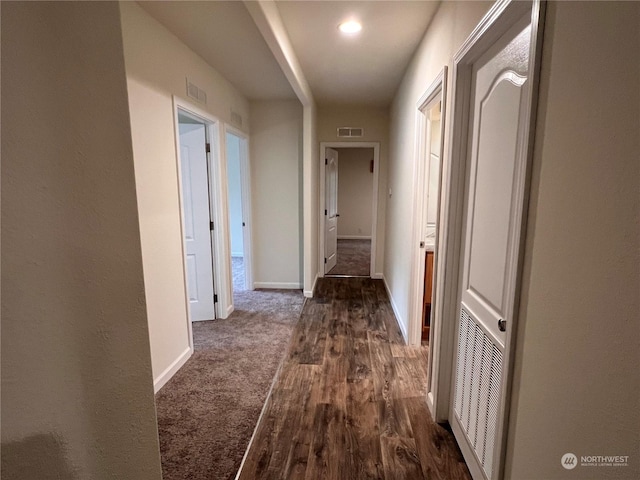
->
[430,0,545,478]
[408,67,448,420]
[224,125,254,291]
[172,97,235,349]
[319,142,381,279]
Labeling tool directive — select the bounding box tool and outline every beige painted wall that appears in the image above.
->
[335,148,374,238]
[304,105,320,296]
[120,1,250,385]
[250,100,304,288]
[1,2,162,478]
[318,105,390,276]
[386,1,492,335]
[506,2,640,478]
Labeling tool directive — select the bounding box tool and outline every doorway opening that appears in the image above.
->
[173,97,234,338]
[225,128,253,294]
[319,142,380,278]
[177,109,218,323]
[408,68,448,422]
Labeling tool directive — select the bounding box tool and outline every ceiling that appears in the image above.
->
[137,1,440,107]
[137,1,296,100]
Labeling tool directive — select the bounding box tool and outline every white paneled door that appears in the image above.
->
[324,147,339,273]
[450,4,541,479]
[179,123,215,321]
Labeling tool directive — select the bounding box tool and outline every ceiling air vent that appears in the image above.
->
[337,127,364,138]
[186,78,207,105]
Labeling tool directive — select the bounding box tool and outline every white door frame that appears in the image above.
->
[433,1,545,478]
[408,67,448,415]
[172,96,234,348]
[319,142,380,278]
[224,125,254,291]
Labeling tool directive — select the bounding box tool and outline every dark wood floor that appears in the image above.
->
[237,277,470,480]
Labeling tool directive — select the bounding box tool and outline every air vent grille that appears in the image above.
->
[230,110,243,127]
[186,78,207,105]
[453,307,503,479]
[337,127,364,138]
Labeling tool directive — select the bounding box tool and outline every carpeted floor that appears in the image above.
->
[155,287,304,480]
[232,256,245,291]
[327,238,371,276]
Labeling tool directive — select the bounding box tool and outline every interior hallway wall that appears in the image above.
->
[506,2,640,478]
[386,1,492,337]
[335,148,374,239]
[120,1,250,387]
[318,105,390,277]
[1,2,162,478]
[250,100,304,288]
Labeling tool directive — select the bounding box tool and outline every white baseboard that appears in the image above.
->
[154,346,192,393]
[337,235,372,240]
[231,252,243,258]
[382,275,409,344]
[304,273,319,298]
[371,272,384,279]
[224,304,234,318]
[253,282,302,290]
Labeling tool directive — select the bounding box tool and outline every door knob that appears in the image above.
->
[498,319,506,332]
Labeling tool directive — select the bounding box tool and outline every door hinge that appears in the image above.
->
[324,258,327,264]
[325,158,328,165]
[242,222,246,227]
[206,143,211,153]
[214,294,218,303]
[210,221,214,231]
[324,209,327,216]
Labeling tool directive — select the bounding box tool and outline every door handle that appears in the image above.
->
[498,319,506,332]
[336,214,340,217]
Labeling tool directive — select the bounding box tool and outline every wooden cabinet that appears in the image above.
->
[421,251,434,342]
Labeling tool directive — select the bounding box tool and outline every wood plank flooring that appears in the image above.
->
[237,277,470,480]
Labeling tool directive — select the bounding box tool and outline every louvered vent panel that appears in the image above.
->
[186,78,207,105]
[453,307,503,480]
[336,127,364,138]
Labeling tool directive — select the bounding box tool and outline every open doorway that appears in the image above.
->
[320,142,380,278]
[225,128,253,294]
[177,109,218,322]
[173,97,234,333]
[408,67,448,418]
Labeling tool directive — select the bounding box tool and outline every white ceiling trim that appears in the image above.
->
[244,0,314,107]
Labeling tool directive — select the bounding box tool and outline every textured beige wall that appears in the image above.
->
[386,1,492,334]
[318,105,390,277]
[250,100,304,288]
[335,148,374,238]
[304,105,320,296]
[506,2,640,478]
[120,1,250,384]
[1,2,162,478]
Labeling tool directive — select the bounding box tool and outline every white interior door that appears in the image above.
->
[179,123,215,321]
[324,147,338,273]
[451,13,533,480]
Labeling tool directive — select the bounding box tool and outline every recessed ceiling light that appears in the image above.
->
[338,20,362,35]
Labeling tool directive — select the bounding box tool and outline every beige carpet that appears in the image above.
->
[155,288,304,480]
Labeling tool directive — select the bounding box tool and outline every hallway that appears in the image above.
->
[237,277,470,479]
